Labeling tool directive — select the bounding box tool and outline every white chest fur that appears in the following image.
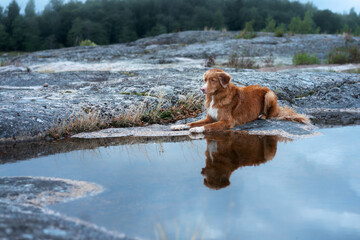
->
[208,96,218,121]
[207,140,218,162]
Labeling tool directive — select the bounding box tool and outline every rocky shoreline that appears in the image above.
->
[0,31,359,143]
[0,176,133,240]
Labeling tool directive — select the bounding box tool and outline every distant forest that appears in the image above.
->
[0,0,360,51]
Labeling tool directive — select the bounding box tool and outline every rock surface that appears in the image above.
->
[0,31,360,142]
[0,177,133,240]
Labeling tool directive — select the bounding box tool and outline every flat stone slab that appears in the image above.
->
[233,119,319,139]
[0,177,134,240]
[72,120,319,140]
[72,124,189,139]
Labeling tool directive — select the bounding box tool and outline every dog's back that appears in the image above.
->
[231,85,276,125]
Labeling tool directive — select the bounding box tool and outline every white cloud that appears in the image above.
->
[302,208,360,230]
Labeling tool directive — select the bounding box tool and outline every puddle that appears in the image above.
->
[0,85,43,90]
[0,126,360,239]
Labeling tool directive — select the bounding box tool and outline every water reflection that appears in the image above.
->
[2,127,360,240]
[201,132,289,190]
[0,135,190,164]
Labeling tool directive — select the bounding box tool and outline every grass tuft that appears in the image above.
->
[328,45,360,64]
[293,52,320,65]
[226,49,259,69]
[119,92,149,96]
[48,93,203,139]
[345,68,360,74]
[111,93,203,127]
[48,111,104,139]
[204,55,216,67]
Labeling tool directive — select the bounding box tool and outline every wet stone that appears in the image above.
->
[0,177,133,240]
[0,201,132,240]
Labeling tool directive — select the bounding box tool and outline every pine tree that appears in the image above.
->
[264,15,276,32]
[4,0,20,34]
[25,0,36,18]
[0,23,9,51]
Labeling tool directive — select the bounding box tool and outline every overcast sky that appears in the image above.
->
[0,0,359,14]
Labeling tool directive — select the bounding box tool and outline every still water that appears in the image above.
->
[1,126,360,240]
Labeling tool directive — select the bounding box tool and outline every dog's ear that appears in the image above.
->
[203,71,208,80]
[218,72,231,88]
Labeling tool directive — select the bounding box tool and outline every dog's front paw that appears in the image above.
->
[170,124,190,131]
[189,126,205,134]
[258,113,267,120]
[189,133,205,139]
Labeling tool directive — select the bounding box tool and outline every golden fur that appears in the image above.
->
[171,68,309,133]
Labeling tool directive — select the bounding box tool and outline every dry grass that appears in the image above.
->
[345,68,360,74]
[328,45,360,64]
[261,52,274,67]
[111,93,203,127]
[204,55,216,67]
[226,50,259,69]
[48,93,203,139]
[48,110,105,139]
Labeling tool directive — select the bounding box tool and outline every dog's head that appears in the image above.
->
[202,166,231,190]
[201,69,231,94]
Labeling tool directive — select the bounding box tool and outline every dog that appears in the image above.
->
[201,132,285,190]
[171,68,309,133]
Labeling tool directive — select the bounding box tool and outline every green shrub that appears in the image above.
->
[234,20,258,39]
[345,68,360,74]
[293,52,320,65]
[79,39,97,46]
[328,45,360,64]
[328,50,349,64]
[264,16,276,32]
[347,45,360,62]
[274,24,286,37]
[354,26,360,36]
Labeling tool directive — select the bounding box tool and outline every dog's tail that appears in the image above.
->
[273,106,310,124]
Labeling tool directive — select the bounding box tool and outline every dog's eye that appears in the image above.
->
[211,79,215,82]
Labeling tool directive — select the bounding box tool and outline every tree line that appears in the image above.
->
[0,0,360,52]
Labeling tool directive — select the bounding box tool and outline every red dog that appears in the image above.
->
[171,69,309,133]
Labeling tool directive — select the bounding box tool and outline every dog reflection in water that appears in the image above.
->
[201,132,289,190]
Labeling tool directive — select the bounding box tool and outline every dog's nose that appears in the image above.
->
[201,88,206,93]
